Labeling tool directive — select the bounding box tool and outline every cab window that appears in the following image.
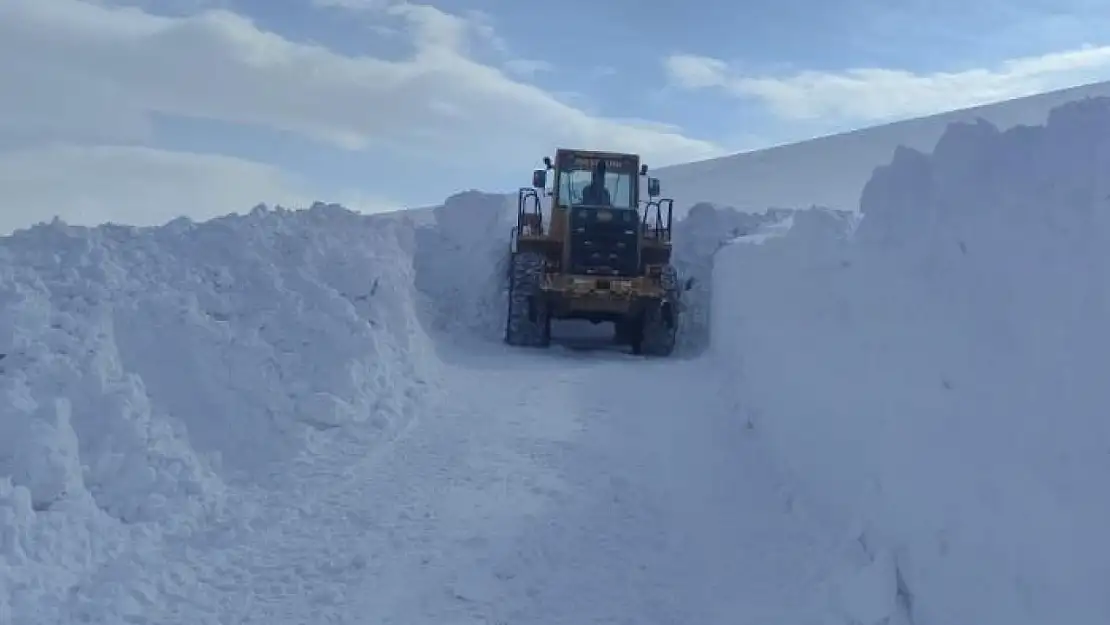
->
[557,169,634,209]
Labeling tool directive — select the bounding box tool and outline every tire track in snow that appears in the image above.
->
[48,341,857,625]
[212,347,853,625]
[462,357,852,625]
[75,351,585,624]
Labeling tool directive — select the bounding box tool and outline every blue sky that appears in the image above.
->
[2,0,1110,232]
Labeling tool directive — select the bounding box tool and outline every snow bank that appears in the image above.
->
[670,203,787,354]
[412,191,516,344]
[713,97,1110,624]
[1,203,437,488]
[0,203,439,614]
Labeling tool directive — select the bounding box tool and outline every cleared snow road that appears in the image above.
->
[47,343,849,624]
[458,348,849,625]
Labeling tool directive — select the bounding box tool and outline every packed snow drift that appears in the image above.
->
[2,96,1109,625]
[713,97,1110,624]
[0,205,446,617]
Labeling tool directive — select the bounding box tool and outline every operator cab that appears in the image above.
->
[554,153,635,210]
[529,149,663,212]
[524,149,669,259]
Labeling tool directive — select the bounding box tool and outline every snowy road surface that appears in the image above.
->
[35,342,851,625]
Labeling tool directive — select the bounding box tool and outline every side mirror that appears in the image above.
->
[684,277,696,291]
[647,177,661,198]
[532,169,547,189]
[640,164,648,176]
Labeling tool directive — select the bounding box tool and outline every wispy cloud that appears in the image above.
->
[503,58,554,78]
[309,0,390,10]
[0,0,723,230]
[664,45,1110,123]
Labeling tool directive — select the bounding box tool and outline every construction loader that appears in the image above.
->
[504,148,691,356]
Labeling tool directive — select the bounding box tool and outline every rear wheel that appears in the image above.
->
[504,251,551,347]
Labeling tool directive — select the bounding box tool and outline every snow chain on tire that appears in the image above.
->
[504,251,551,347]
[636,264,679,357]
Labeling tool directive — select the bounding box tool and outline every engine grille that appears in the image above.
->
[567,207,639,276]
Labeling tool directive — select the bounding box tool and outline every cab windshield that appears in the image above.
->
[557,169,634,209]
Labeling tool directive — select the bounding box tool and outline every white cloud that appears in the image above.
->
[503,58,555,78]
[0,0,721,231]
[1,0,719,163]
[0,145,313,234]
[664,45,1110,123]
[664,54,729,90]
[310,0,390,9]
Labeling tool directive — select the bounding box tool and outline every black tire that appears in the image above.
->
[504,251,551,347]
[613,319,636,345]
[633,264,680,357]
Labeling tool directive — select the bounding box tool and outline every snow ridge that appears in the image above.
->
[713,96,1110,624]
[0,204,440,617]
[411,190,516,344]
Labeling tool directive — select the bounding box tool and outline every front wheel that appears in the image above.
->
[633,301,676,356]
[504,251,551,347]
[632,264,681,357]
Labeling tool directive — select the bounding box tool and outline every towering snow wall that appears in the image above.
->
[711,97,1110,624]
[0,204,443,614]
[411,191,516,343]
[670,204,788,353]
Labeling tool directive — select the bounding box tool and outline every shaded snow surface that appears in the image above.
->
[714,97,1110,625]
[4,97,1110,625]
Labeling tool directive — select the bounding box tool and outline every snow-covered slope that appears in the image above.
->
[656,79,1110,214]
[712,96,1110,624]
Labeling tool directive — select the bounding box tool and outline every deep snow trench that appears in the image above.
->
[3,97,1110,625]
